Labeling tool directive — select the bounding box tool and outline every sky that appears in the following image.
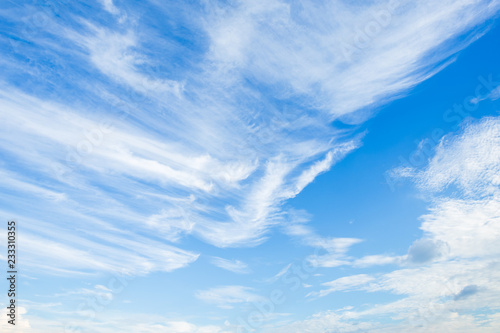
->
[0,0,500,332]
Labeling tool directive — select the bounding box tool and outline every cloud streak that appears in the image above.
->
[210,257,251,274]
[0,1,499,331]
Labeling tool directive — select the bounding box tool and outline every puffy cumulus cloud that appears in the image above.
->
[2,1,500,331]
[415,117,500,195]
[409,119,500,261]
[406,238,449,264]
[270,116,500,332]
[454,285,480,301]
[0,306,30,331]
[420,196,500,259]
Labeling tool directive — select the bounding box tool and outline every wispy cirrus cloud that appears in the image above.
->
[195,285,263,309]
[307,274,375,298]
[352,255,403,268]
[0,1,496,272]
[210,257,251,274]
[0,0,499,331]
[203,0,500,119]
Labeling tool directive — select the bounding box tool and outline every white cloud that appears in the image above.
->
[161,321,225,333]
[195,286,263,309]
[352,255,403,268]
[414,117,500,195]
[0,210,199,276]
[210,257,251,274]
[204,0,500,118]
[16,303,229,333]
[420,197,500,259]
[146,207,195,242]
[1,5,500,332]
[285,212,403,270]
[1,0,496,259]
[0,170,67,202]
[99,0,119,15]
[308,274,375,298]
[0,307,30,331]
[271,116,500,331]
[471,83,500,104]
[265,263,293,283]
[283,209,364,267]
[406,239,448,264]
[293,143,360,193]
[53,284,114,302]
[69,24,184,97]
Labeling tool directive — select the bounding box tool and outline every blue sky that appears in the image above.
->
[1,0,500,332]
